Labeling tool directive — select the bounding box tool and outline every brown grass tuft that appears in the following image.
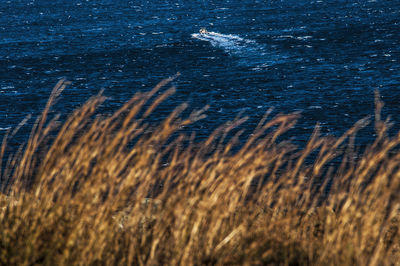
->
[0,77,399,265]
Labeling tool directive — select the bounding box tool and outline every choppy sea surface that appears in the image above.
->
[1,0,399,148]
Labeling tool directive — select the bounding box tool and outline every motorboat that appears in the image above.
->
[199,28,208,34]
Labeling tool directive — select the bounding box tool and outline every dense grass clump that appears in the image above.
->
[0,77,399,265]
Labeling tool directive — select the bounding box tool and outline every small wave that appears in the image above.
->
[296,36,313,40]
[1,85,15,90]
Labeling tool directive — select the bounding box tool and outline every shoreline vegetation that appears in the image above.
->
[0,77,399,265]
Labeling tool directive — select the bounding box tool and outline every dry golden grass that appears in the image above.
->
[0,77,399,265]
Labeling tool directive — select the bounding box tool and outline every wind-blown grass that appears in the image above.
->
[0,77,399,265]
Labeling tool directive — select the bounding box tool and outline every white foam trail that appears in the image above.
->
[192,31,257,56]
[192,31,288,69]
[193,31,253,43]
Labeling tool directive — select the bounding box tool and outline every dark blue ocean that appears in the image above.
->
[1,0,399,149]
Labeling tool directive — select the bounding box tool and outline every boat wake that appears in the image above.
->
[191,31,285,68]
[192,31,258,56]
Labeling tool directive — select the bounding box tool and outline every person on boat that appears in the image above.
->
[199,28,208,34]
